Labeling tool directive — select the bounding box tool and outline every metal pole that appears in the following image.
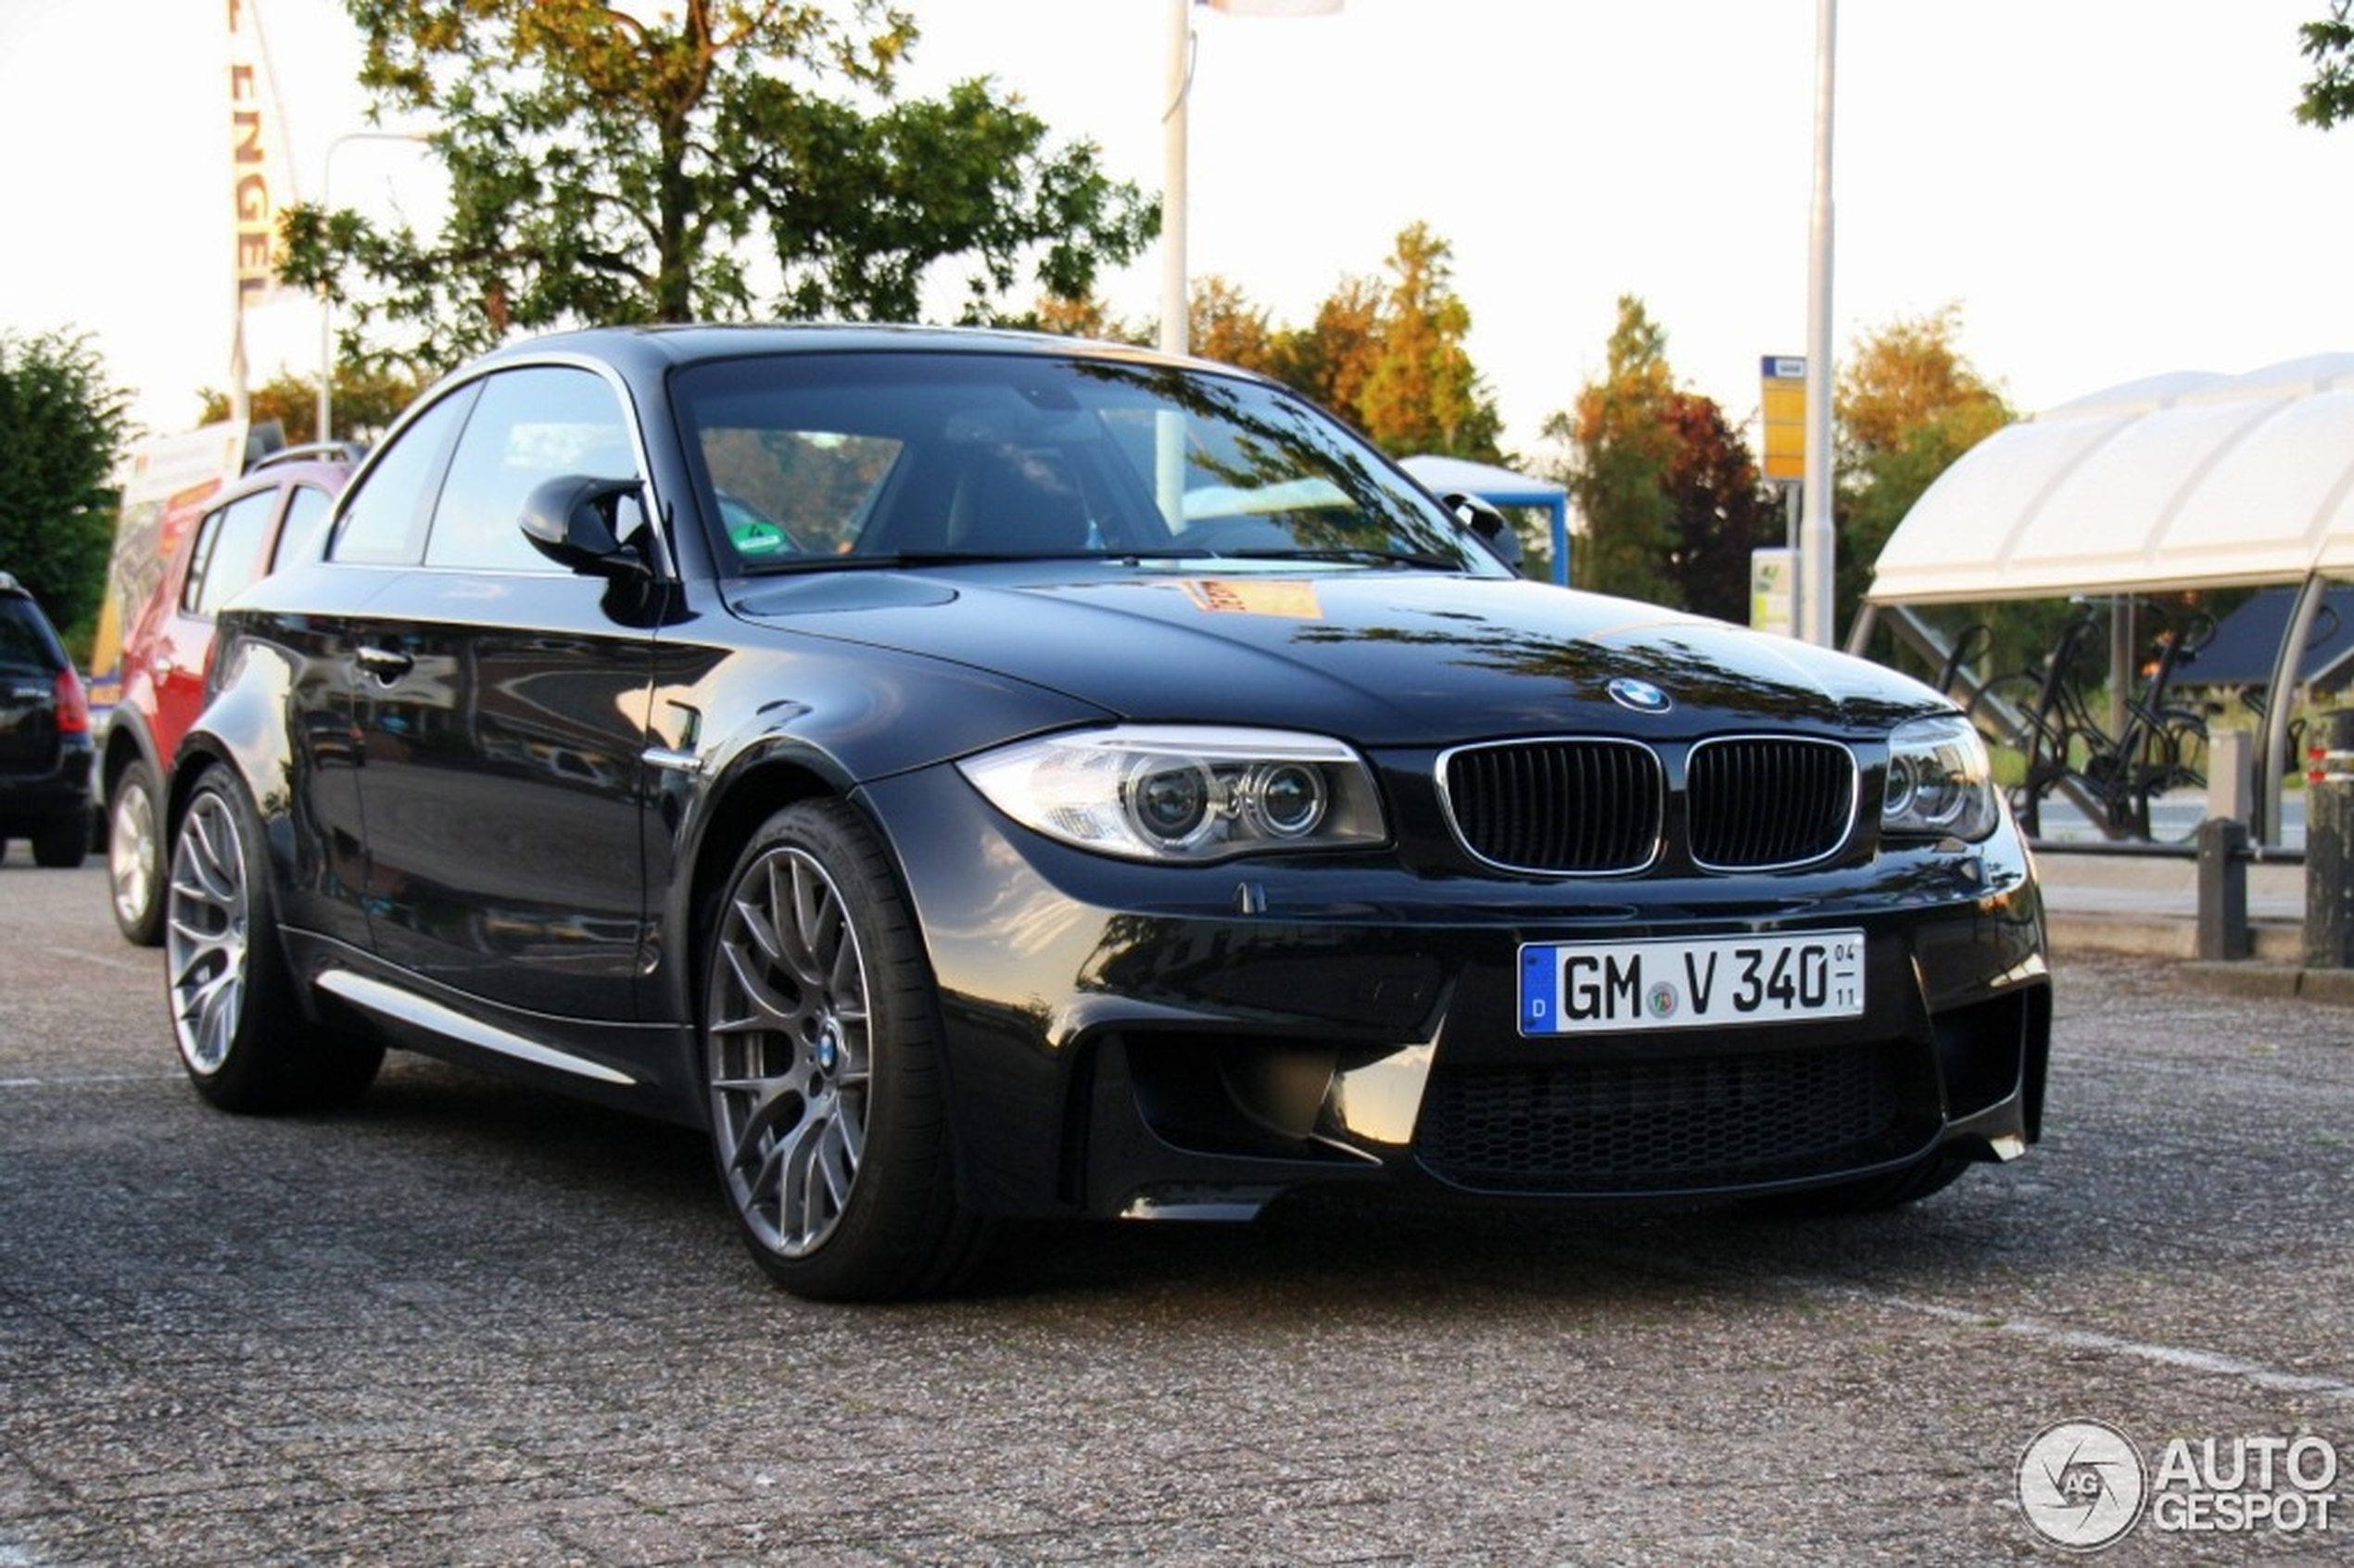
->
[2305,708,2354,967]
[1159,0,1191,358]
[2259,575,2327,845]
[1799,0,1838,647]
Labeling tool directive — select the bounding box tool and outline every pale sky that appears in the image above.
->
[3,0,2348,461]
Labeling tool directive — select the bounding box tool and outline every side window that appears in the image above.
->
[424,367,639,573]
[331,386,479,566]
[181,491,278,618]
[702,428,900,560]
[271,485,336,571]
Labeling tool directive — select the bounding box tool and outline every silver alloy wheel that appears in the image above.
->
[708,845,872,1258]
[165,790,251,1076]
[109,773,158,929]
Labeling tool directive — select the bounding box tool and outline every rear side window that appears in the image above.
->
[424,367,639,572]
[272,485,335,571]
[0,599,57,668]
[332,386,479,566]
[181,490,279,618]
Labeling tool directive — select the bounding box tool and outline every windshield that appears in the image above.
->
[673,349,1499,576]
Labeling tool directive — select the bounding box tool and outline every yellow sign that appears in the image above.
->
[1760,355,1805,484]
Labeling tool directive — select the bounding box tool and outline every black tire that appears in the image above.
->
[1753,1150,1973,1217]
[702,798,989,1301]
[164,767,384,1113]
[108,757,167,944]
[32,815,85,868]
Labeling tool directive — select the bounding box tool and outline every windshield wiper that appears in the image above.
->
[743,548,1221,575]
[1226,546,1463,571]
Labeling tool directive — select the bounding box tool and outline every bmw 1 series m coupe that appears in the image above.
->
[163,325,2048,1300]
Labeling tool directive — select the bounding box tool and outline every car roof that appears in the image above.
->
[470,322,1209,380]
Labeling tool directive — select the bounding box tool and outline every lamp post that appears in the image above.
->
[316,129,433,443]
[1160,0,1192,357]
[1798,0,1838,647]
[1159,0,1342,357]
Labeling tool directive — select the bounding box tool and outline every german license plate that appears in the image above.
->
[1519,931,1865,1034]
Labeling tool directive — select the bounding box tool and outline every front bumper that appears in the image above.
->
[861,767,2050,1221]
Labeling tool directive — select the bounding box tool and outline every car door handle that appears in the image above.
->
[355,645,414,682]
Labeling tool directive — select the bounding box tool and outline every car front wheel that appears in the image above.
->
[702,799,987,1301]
[108,758,165,944]
[165,767,383,1112]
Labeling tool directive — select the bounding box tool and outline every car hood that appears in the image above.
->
[728,567,1943,744]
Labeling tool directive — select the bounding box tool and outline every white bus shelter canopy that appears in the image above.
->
[1867,353,2354,606]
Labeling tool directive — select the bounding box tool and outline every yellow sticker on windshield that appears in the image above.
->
[1179,580,1324,619]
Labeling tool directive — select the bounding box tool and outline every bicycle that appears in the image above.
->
[1964,601,2210,841]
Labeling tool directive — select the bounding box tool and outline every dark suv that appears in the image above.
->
[101,448,352,942]
[0,570,94,868]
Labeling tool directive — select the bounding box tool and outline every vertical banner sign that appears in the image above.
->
[228,0,294,305]
[1760,356,1807,484]
[227,0,296,413]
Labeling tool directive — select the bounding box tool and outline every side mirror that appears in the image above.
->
[1445,492,1523,572]
[521,474,651,576]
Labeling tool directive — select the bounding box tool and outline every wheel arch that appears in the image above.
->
[669,750,960,1150]
[99,706,162,801]
[161,643,302,855]
[686,755,841,936]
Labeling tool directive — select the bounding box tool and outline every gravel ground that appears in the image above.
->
[1,858,2348,1564]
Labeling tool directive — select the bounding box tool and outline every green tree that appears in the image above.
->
[1187,275,1279,376]
[0,330,131,650]
[2298,1,2354,126]
[1546,296,1680,605]
[196,364,429,447]
[1270,274,1384,426]
[1021,292,1146,346]
[1833,305,2013,644]
[1354,222,1502,461]
[1661,389,1778,623]
[279,0,1158,373]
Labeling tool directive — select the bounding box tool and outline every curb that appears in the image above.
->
[2044,911,2305,965]
[2173,959,2354,1007]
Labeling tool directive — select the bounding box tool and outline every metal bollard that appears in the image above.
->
[2303,709,2354,968]
[2197,818,2248,962]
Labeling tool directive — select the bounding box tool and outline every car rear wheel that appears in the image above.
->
[165,767,383,1112]
[32,816,85,869]
[108,758,165,944]
[703,799,987,1301]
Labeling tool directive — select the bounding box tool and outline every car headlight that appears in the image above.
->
[1882,713,2000,841]
[958,726,1387,863]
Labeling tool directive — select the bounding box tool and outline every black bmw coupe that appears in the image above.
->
[163,325,2048,1299]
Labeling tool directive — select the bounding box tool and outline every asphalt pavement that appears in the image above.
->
[2,857,2349,1564]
